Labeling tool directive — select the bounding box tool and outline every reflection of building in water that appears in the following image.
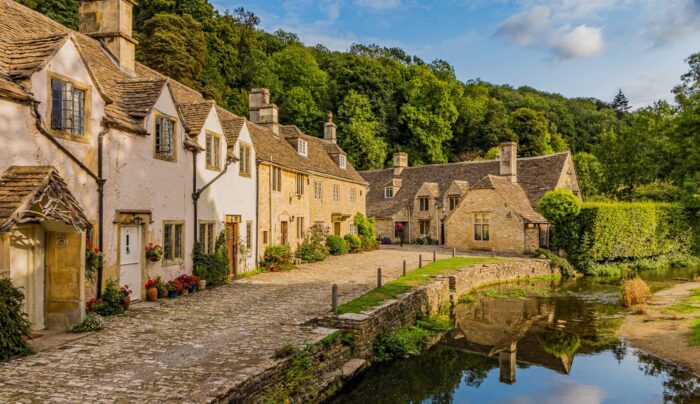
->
[443,297,574,384]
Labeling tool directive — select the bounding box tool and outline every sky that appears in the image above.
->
[212,0,700,108]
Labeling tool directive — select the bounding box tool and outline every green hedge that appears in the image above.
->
[558,202,694,270]
[0,279,32,360]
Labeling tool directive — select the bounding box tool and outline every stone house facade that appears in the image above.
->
[360,143,580,254]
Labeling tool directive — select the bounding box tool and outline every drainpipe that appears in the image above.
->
[192,154,235,252]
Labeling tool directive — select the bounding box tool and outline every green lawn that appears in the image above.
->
[335,257,496,314]
[668,289,700,314]
[690,318,700,346]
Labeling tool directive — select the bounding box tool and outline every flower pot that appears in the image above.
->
[167,290,178,298]
[148,255,161,262]
[197,279,206,290]
[146,287,158,302]
[121,295,131,311]
[188,285,197,293]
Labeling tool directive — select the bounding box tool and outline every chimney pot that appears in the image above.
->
[499,142,518,182]
[393,152,408,175]
[79,0,137,72]
[248,88,279,136]
[324,111,337,144]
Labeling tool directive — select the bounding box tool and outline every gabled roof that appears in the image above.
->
[118,79,167,119]
[361,152,569,218]
[178,101,215,135]
[471,175,546,223]
[0,34,69,78]
[0,166,89,232]
[216,106,246,146]
[0,74,32,102]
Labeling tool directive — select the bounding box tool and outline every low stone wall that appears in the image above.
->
[315,258,556,358]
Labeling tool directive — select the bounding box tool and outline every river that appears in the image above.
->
[330,266,700,403]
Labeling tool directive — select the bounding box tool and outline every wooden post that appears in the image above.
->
[491,247,496,257]
[452,248,456,258]
[433,250,436,262]
[419,255,423,268]
[403,260,407,276]
[377,267,382,288]
[332,284,338,312]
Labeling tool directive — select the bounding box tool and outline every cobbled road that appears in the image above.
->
[0,246,455,403]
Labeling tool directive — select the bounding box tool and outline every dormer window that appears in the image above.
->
[298,139,308,157]
[384,187,394,199]
[419,196,430,211]
[339,154,347,169]
[154,115,176,161]
[206,131,222,170]
[448,195,460,210]
[50,76,88,137]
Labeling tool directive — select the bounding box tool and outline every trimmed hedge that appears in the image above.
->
[558,202,694,271]
[326,235,347,255]
[0,279,32,360]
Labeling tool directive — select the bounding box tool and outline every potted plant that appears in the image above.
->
[120,285,132,310]
[154,276,168,298]
[145,243,164,262]
[166,280,181,298]
[145,279,159,301]
[189,275,199,293]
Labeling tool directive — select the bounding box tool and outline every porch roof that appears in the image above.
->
[0,166,89,232]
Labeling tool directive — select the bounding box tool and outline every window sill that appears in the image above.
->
[162,258,184,267]
[51,129,90,144]
[239,172,252,178]
[154,154,177,163]
[206,165,223,172]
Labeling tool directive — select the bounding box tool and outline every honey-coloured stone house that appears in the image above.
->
[360,142,581,254]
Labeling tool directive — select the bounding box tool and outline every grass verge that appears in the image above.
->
[690,318,700,347]
[335,257,494,314]
[668,289,700,314]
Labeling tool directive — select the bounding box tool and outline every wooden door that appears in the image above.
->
[119,225,141,300]
[333,222,341,236]
[226,223,239,277]
[281,221,288,245]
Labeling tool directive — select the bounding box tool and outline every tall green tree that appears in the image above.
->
[611,89,631,114]
[337,90,388,170]
[573,152,605,197]
[17,0,78,29]
[510,107,553,156]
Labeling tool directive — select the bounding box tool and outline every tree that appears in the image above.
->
[510,107,553,156]
[537,189,582,225]
[17,0,78,29]
[611,89,630,114]
[573,152,605,197]
[337,91,388,170]
[279,87,323,135]
[136,13,206,90]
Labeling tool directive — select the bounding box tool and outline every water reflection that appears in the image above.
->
[331,271,700,404]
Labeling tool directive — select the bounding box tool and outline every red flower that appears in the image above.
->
[88,244,93,250]
[94,247,100,253]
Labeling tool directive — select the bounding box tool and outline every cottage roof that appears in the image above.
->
[118,79,167,119]
[178,101,215,135]
[472,175,546,223]
[361,152,569,218]
[215,106,245,146]
[0,166,89,232]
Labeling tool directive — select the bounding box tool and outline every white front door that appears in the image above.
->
[119,225,142,301]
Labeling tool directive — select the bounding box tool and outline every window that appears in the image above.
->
[350,188,356,203]
[333,184,340,202]
[384,187,394,199]
[263,230,269,244]
[272,167,282,192]
[296,174,305,195]
[448,195,460,211]
[246,221,253,249]
[339,154,347,169]
[474,213,490,241]
[419,220,430,236]
[419,196,430,211]
[50,77,86,136]
[199,222,215,254]
[350,223,356,235]
[314,181,322,200]
[155,115,176,161]
[298,139,308,157]
[296,217,305,239]
[239,142,252,177]
[163,222,184,263]
[206,132,222,170]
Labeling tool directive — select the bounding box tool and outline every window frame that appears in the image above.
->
[419,196,430,211]
[384,187,394,199]
[296,217,305,239]
[448,195,460,211]
[246,220,253,250]
[295,173,305,195]
[350,188,356,203]
[272,167,282,192]
[419,220,430,237]
[198,221,215,254]
[239,142,252,177]
[153,112,177,162]
[314,181,323,200]
[46,72,91,142]
[473,213,490,242]
[163,221,185,266]
[333,184,340,202]
[298,138,308,157]
[339,154,347,169]
[205,131,223,171]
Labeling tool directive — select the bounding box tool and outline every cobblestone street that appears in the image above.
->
[0,246,456,403]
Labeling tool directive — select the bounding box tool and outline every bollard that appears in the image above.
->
[377,267,383,288]
[433,250,436,262]
[452,247,456,258]
[419,255,423,268]
[332,284,338,312]
[403,260,407,276]
[491,247,496,257]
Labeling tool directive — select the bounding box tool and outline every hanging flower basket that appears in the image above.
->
[145,243,164,262]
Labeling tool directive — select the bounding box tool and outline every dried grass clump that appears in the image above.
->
[628,304,650,315]
[621,277,651,307]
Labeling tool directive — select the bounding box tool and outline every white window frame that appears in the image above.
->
[385,187,394,199]
[333,184,340,202]
[314,181,322,200]
[298,139,308,157]
[339,155,347,169]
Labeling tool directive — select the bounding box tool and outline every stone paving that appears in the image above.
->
[0,246,457,403]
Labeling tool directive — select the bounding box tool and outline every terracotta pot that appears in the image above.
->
[197,279,206,290]
[146,287,158,302]
[121,295,131,311]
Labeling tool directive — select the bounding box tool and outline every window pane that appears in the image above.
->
[474,224,481,241]
[207,224,214,254]
[174,224,183,259]
[164,224,172,260]
[483,224,489,241]
[206,135,212,166]
[51,80,64,129]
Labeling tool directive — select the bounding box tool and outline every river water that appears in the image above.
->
[330,266,700,403]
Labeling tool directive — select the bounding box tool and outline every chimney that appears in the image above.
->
[248,88,279,136]
[499,142,517,182]
[393,152,408,176]
[324,112,337,143]
[79,0,137,72]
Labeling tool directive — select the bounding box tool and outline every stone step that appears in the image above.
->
[341,358,367,378]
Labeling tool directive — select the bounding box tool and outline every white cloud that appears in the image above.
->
[551,25,604,59]
[354,0,402,10]
[645,0,700,47]
[497,6,550,46]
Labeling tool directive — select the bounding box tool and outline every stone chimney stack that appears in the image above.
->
[499,142,517,183]
[324,112,337,144]
[248,88,279,136]
[393,152,408,176]
[79,0,137,72]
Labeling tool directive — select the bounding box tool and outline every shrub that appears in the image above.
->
[537,189,582,225]
[326,235,347,255]
[373,325,432,362]
[620,277,651,307]
[295,223,329,263]
[362,235,379,251]
[354,213,376,240]
[533,248,576,277]
[261,244,294,271]
[631,181,682,202]
[89,280,124,317]
[0,278,32,360]
[192,233,229,286]
[344,234,362,253]
[70,313,105,333]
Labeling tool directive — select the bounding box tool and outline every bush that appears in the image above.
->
[631,181,682,202]
[537,189,581,225]
[326,235,347,255]
[533,248,576,277]
[0,278,32,360]
[70,313,106,333]
[295,223,329,262]
[261,244,294,271]
[373,325,432,362]
[620,277,651,307]
[344,234,362,253]
[193,233,229,286]
[89,280,124,317]
[361,235,379,251]
[354,213,376,240]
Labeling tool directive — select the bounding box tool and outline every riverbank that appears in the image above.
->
[618,281,700,375]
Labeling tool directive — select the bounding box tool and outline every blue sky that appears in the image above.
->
[212,0,700,108]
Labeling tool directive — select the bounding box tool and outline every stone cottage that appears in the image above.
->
[360,143,580,254]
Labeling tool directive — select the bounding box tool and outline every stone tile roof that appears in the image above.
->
[248,124,309,174]
[215,106,245,146]
[178,101,215,135]
[118,79,167,119]
[471,175,546,223]
[361,152,569,218]
[0,166,89,232]
[0,34,68,78]
[0,74,32,102]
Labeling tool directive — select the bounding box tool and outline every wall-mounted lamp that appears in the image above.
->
[133,216,143,225]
